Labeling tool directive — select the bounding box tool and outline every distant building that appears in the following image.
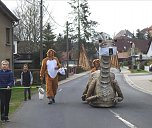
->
[146,39,152,58]
[114,36,149,54]
[99,32,111,40]
[94,32,111,43]
[114,29,134,39]
[0,0,19,69]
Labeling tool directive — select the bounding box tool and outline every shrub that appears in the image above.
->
[76,66,86,74]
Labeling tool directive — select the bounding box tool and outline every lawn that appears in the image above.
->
[9,86,38,114]
[130,69,149,73]
[0,86,38,127]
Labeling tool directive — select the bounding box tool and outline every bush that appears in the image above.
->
[139,64,144,70]
[133,65,137,69]
[76,66,86,74]
[123,61,129,66]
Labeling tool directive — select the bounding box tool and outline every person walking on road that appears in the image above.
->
[20,64,33,101]
[90,59,100,73]
[40,49,61,104]
[81,59,100,101]
[0,60,14,122]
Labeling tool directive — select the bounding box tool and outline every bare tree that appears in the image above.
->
[13,0,41,43]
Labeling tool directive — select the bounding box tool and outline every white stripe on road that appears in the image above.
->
[109,109,137,128]
[58,89,62,92]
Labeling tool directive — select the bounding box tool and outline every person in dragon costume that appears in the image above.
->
[81,39,124,107]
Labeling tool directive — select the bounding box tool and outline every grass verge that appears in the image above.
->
[130,69,149,73]
[0,86,37,127]
[9,87,37,114]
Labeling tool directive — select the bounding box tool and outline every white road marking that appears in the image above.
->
[109,109,137,128]
[58,89,62,92]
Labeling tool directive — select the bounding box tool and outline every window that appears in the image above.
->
[6,28,10,45]
[13,43,15,53]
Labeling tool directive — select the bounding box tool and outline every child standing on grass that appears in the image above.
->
[0,60,14,122]
[20,64,33,101]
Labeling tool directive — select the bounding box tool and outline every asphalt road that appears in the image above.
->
[4,69,152,128]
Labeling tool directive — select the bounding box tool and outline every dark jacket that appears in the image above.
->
[21,71,33,86]
[0,69,14,88]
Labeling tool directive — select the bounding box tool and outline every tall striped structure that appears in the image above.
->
[110,54,119,69]
[79,44,91,70]
[87,40,119,107]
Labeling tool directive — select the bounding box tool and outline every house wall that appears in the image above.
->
[147,41,152,57]
[0,12,13,69]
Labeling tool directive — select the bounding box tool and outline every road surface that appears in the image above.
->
[4,69,152,128]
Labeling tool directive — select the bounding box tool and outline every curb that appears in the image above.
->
[123,74,152,95]
[59,71,90,85]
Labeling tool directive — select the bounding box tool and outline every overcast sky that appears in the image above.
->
[2,0,152,38]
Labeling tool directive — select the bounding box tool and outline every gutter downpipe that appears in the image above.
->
[12,21,19,75]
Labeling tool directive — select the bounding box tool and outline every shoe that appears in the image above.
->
[1,114,5,121]
[5,119,10,122]
[4,116,10,122]
[1,120,5,124]
[52,98,55,103]
[1,117,4,121]
[48,101,53,104]
[24,99,27,101]
[81,95,86,101]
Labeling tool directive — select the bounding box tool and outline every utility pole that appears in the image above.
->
[33,0,36,43]
[40,0,43,65]
[77,0,80,66]
[66,21,69,78]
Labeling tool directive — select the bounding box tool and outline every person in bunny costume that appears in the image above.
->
[40,49,61,104]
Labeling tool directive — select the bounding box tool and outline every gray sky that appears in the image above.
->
[2,0,152,37]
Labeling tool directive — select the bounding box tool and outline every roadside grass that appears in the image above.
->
[130,69,149,73]
[9,86,38,115]
[0,87,37,127]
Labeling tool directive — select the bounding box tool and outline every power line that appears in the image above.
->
[25,0,39,7]
[25,0,67,28]
[43,5,66,28]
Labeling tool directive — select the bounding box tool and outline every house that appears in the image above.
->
[114,29,134,39]
[99,32,111,40]
[114,36,149,54]
[145,27,152,58]
[14,41,39,69]
[140,27,149,39]
[146,39,152,58]
[117,52,129,62]
[13,35,19,55]
[0,0,19,69]
[113,36,150,65]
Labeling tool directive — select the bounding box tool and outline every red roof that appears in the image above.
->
[114,37,149,54]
